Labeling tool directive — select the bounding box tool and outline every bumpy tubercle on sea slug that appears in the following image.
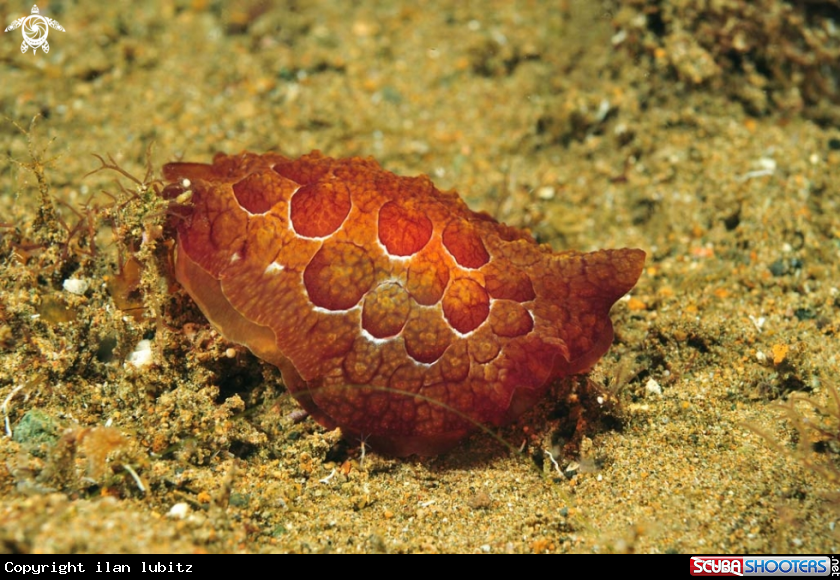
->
[161,151,644,456]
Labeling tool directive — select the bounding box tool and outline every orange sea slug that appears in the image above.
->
[162,151,644,456]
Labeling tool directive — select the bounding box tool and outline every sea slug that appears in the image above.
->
[162,151,644,456]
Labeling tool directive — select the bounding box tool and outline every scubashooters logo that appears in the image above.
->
[5,4,65,54]
[691,556,832,577]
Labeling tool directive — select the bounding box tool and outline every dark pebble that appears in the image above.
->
[769,260,788,277]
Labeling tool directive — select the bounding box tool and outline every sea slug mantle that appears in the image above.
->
[162,151,645,456]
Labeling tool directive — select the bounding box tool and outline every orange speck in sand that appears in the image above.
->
[771,344,789,365]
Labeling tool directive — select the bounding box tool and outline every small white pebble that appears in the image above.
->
[536,186,555,200]
[595,99,611,123]
[167,502,190,519]
[757,157,777,171]
[63,278,89,295]
[645,378,662,396]
[756,350,767,364]
[225,347,237,359]
[611,29,627,46]
[126,339,153,368]
[480,544,491,553]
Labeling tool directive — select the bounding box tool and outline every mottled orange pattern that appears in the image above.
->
[162,151,645,456]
